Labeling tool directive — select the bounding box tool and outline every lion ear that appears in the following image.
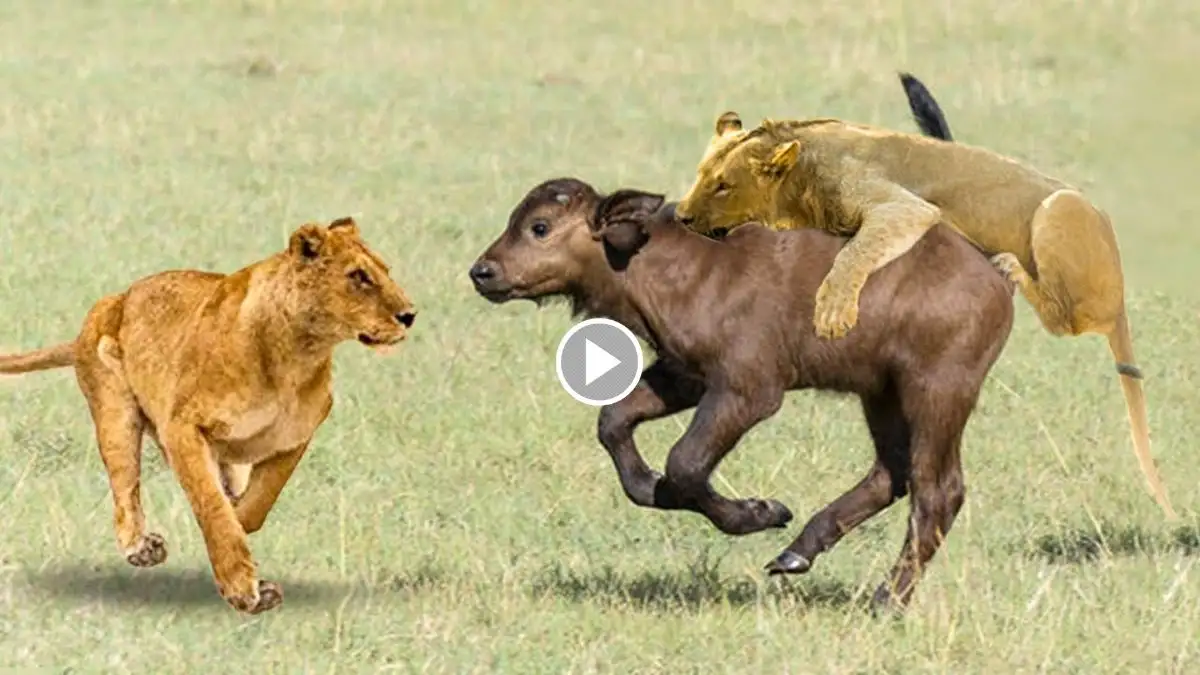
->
[329,216,360,236]
[288,223,327,259]
[752,140,801,179]
[715,111,742,137]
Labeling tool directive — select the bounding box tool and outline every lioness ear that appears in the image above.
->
[752,140,801,179]
[590,189,664,254]
[715,111,742,137]
[329,216,359,236]
[288,224,327,259]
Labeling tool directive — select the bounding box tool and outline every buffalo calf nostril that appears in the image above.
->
[469,261,495,282]
[396,312,416,328]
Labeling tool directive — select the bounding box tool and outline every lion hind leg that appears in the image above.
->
[74,353,167,566]
[997,189,1124,336]
[997,189,1176,520]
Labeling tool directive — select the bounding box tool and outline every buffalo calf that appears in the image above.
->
[469,178,1014,611]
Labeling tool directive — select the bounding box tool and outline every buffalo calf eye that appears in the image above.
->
[531,221,549,238]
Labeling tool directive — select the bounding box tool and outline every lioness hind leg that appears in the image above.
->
[993,191,1176,519]
[74,347,167,567]
[992,189,1125,337]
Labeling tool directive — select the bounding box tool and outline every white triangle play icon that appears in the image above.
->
[584,339,621,386]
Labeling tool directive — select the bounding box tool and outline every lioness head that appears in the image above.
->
[285,217,416,352]
[674,111,801,236]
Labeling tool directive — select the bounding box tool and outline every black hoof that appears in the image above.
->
[868,585,906,618]
[762,499,794,528]
[764,550,811,576]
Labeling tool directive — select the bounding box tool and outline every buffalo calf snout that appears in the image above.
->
[469,260,497,286]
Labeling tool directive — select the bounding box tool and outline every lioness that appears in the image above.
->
[672,74,1176,521]
[0,217,417,614]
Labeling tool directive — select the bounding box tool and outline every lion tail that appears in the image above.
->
[0,342,76,374]
[898,72,954,142]
[1105,311,1178,521]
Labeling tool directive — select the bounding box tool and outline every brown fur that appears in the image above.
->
[469,177,1014,612]
[0,217,416,614]
[672,81,1176,521]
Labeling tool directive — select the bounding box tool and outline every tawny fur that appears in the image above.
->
[672,81,1175,521]
[0,217,417,614]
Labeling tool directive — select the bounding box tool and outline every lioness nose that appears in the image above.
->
[395,311,416,328]
[469,260,496,283]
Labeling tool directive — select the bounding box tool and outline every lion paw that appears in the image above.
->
[989,253,1026,284]
[813,281,859,340]
[222,579,284,615]
[124,532,168,568]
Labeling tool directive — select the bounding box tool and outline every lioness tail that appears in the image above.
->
[1106,312,1178,521]
[0,342,75,374]
[898,72,954,142]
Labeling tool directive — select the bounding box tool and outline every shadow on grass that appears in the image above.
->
[20,563,355,609]
[529,562,862,612]
[1029,522,1200,564]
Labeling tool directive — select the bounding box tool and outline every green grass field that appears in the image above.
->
[1,0,1198,671]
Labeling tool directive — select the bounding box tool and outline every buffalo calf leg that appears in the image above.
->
[596,359,704,506]
[654,388,792,535]
[768,389,911,574]
[766,459,903,575]
[872,432,966,612]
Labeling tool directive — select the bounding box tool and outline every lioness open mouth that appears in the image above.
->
[710,228,730,239]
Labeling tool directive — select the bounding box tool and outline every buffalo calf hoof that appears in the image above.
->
[869,584,906,618]
[764,550,811,576]
[752,498,793,528]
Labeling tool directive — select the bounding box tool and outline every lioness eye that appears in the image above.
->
[715,181,731,193]
[531,221,549,238]
[349,268,373,286]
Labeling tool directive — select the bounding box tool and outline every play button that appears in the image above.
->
[555,318,644,406]
[584,339,620,385]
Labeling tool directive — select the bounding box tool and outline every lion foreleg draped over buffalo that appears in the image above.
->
[469,176,1013,611]
[672,72,1176,521]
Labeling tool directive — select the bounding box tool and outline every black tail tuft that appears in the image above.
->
[898,72,954,142]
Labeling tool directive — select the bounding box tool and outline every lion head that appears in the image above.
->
[283,217,416,353]
[674,112,805,236]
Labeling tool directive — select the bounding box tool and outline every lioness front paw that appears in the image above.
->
[220,578,284,615]
[124,532,168,568]
[813,281,860,340]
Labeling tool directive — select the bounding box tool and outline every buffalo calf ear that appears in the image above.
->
[288,223,327,259]
[599,221,648,253]
[595,189,666,225]
[591,189,662,254]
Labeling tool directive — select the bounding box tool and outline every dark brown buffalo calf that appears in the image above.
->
[468,178,1014,611]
